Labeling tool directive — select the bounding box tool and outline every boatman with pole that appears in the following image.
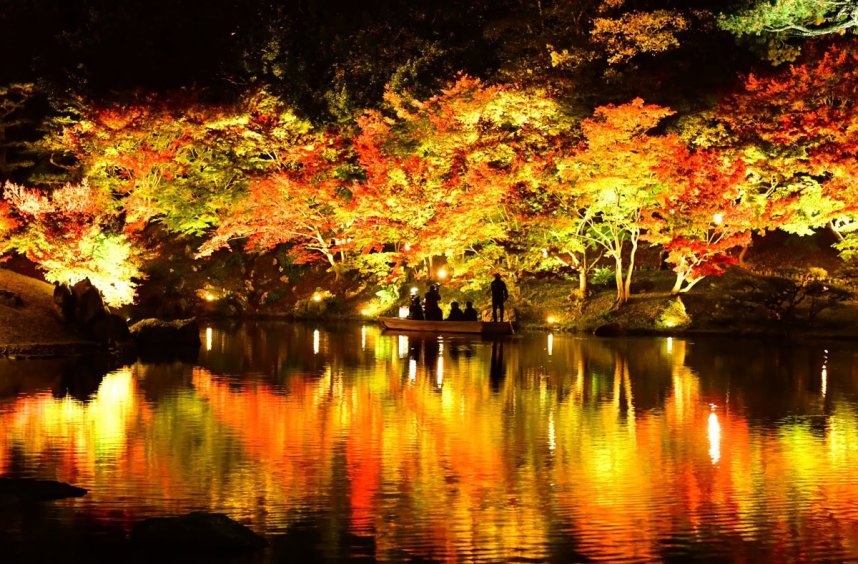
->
[490,273,509,322]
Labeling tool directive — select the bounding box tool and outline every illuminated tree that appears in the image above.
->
[644,149,753,294]
[47,89,316,236]
[352,76,573,287]
[558,98,677,306]
[716,40,858,258]
[720,0,858,38]
[197,130,357,274]
[2,180,143,306]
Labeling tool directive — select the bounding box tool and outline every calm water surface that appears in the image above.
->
[2,322,858,562]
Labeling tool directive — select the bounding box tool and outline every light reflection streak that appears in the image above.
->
[708,410,721,464]
[408,358,417,382]
[205,326,213,351]
[547,333,553,356]
[666,336,673,353]
[436,356,444,388]
[548,411,556,452]
[313,329,320,355]
[822,349,828,398]
[398,335,408,359]
[361,325,367,351]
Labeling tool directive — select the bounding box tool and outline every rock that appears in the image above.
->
[129,318,202,348]
[594,323,626,337]
[89,312,132,345]
[52,283,75,322]
[129,512,268,552]
[72,278,105,327]
[0,477,87,502]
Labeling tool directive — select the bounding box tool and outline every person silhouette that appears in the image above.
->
[446,301,465,321]
[489,273,509,322]
[462,301,479,321]
[424,284,443,321]
[408,294,424,320]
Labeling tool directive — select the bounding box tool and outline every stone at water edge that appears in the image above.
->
[0,477,87,502]
[129,512,268,551]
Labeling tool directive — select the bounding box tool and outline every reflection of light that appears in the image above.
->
[548,411,556,452]
[708,410,721,464]
[666,337,673,353]
[438,337,444,353]
[205,327,213,351]
[822,349,828,397]
[313,329,320,355]
[547,333,553,356]
[398,306,409,318]
[361,325,367,351]
[437,267,448,280]
[409,359,417,382]
[398,335,408,359]
[436,357,444,388]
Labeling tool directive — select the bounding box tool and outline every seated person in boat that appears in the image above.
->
[446,301,465,321]
[424,284,443,321]
[408,294,424,320]
[462,301,479,321]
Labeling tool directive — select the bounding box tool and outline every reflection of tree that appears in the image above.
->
[3,332,858,560]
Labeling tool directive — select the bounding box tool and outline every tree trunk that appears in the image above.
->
[622,237,638,304]
[614,255,627,306]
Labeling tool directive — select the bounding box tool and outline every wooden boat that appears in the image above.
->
[378,317,514,335]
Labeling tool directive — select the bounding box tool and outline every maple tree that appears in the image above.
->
[715,39,858,258]
[351,76,573,289]
[197,129,356,274]
[644,148,753,294]
[2,180,144,306]
[555,98,678,306]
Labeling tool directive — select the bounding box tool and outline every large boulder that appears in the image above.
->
[89,312,133,345]
[129,512,268,552]
[129,318,202,348]
[72,278,105,327]
[52,282,75,322]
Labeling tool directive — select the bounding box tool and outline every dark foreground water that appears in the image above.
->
[2,322,858,562]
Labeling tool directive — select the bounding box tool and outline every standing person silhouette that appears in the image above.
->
[489,273,509,322]
[424,284,443,321]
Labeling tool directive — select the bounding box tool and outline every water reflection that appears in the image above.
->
[2,326,858,561]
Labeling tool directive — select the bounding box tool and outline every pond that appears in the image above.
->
[2,322,858,562]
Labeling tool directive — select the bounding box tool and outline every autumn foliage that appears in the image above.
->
[2,38,857,313]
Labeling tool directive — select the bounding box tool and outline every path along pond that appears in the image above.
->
[2,321,858,562]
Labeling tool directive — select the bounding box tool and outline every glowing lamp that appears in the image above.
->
[713,212,724,225]
[205,293,215,302]
[398,306,409,318]
[437,267,448,280]
[546,315,556,324]
[312,292,322,302]
[542,248,548,258]
[360,308,370,316]
[404,242,412,251]
[410,287,418,295]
